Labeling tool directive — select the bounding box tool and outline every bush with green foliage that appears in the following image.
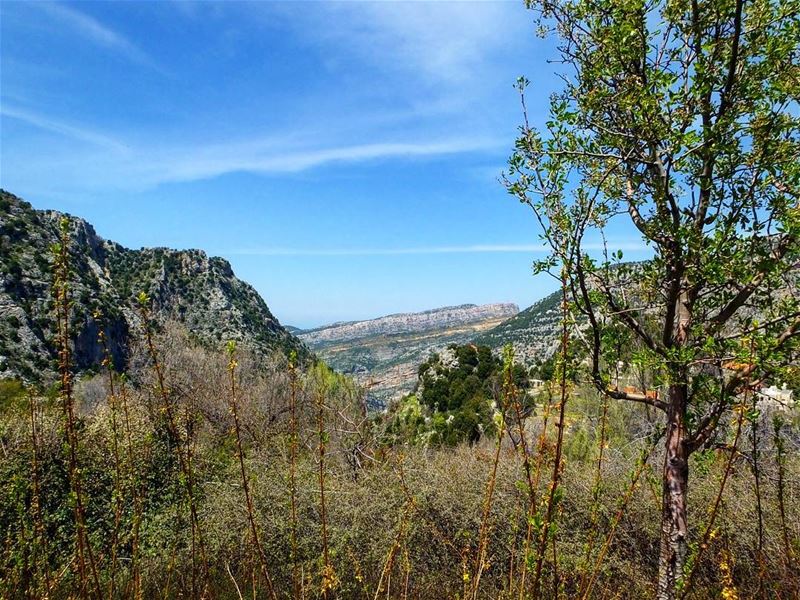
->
[386,344,530,446]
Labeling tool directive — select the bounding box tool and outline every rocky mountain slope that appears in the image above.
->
[476,257,799,369]
[298,303,518,406]
[0,190,308,382]
[475,290,563,363]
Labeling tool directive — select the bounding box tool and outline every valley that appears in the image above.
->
[297,303,519,406]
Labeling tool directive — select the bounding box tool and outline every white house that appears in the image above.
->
[756,384,795,411]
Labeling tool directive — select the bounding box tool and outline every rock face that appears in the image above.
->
[0,190,308,382]
[299,303,519,406]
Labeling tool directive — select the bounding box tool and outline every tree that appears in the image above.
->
[506,1,800,597]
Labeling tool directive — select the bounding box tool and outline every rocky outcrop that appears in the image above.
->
[0,190,308,383]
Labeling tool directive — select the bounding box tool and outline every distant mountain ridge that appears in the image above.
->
[300,303,519,406]
[301,303,519,346]
[0,190,308,382]
[300,291,574,408]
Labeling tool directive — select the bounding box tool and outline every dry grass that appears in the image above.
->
[1,324,798,599]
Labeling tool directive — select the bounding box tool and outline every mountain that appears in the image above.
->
[476,257,799,367]
[298,303,518,406]
[0,190,308,383]
[476,266,648,364]
[474,289,563,363]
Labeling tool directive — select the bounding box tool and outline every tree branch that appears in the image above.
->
[689,315,800,451]
[706,234,793,334]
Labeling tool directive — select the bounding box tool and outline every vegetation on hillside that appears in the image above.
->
[2,318,798,598]
[0,191,308,383]
[385,344,531,446]
[1,220,796,599]
[2,0,800,599]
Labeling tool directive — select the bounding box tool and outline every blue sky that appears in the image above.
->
[1,1,647,328]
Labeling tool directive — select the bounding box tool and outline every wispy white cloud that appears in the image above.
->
[31,2,155,68]
[222,242,649,257]
[154,137,501,182]
[3,128,502,195]
[0,105,128,152]
[1,119,498,192]
[1,2,535,193]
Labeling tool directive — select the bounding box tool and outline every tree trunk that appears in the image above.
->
[657,384,689,600]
